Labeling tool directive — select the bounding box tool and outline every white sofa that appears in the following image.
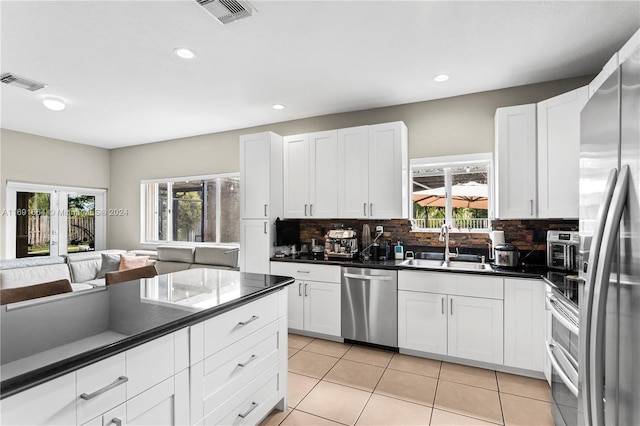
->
[155,246,239,275]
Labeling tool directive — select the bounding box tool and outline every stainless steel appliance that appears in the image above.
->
[547,230,579,271]
[494,243,519,267]
[326,229,358,259]
[341,267,397,347]
[578,35,640,426]
[546,274,581,426]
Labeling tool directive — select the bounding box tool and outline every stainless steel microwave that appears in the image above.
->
[547,230,579,271]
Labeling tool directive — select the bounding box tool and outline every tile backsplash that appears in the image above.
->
[291,217,578,265]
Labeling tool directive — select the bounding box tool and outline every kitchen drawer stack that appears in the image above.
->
[189,290,288,425]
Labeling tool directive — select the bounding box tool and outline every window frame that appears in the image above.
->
[4,181,107,258]
[140,172,240,247]
[409,153,493,233]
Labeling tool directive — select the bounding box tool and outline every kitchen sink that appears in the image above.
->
[399,258,493,272]
[441,260,493,271]
[399,259,444,268]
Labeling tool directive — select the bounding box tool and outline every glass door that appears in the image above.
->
[5,182,106,259]
[14,190,58,257]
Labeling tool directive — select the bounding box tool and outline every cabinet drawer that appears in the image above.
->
[271,262,341,283]
[77,353,127,425]
[1,372,76,426]
[399,271,504,299]
[204,364,280,426]
[203,292,278,358]
[202,321,280,416]
[126,332,175,399]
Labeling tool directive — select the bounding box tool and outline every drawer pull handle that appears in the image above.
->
[237,354,258,368]
[296,270,310,274]
[238,315,259,326]
[109,419,122,426]
[238,402,259,419]
[80,376,128,400]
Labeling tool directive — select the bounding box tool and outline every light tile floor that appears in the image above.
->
[261,334,554,426]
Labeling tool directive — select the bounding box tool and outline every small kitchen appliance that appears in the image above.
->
[546,230,579,271]
[494,243,519,267]
[326,229,358,259]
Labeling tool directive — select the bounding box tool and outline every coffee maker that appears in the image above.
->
[326,229,358,259]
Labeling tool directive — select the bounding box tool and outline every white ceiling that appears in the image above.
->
[1,1,638,149]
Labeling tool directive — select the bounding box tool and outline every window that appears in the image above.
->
[410,154,492,232]
[141,173,240,245]
[5,182,107,258]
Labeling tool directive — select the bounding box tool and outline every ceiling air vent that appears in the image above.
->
[0,73,47,91]
[196,0,255,24]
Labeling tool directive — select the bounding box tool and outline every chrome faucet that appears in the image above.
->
[439,224,458,263]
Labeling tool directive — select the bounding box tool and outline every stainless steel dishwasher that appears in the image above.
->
[341,267,398,348]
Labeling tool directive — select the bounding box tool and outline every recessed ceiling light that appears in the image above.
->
[434,74,449,82]
[272,104,285,110]
[174,47,196,59]
[42,97,66,111]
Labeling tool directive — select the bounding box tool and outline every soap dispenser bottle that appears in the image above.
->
[394,241,404,260]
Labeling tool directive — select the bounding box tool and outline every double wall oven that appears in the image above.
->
[545,272,581,426]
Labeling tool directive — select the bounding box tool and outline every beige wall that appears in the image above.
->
[0,129,110,258]
[0,75,593,255]
[109,75,592,250]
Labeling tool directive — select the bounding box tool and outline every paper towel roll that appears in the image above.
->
[490,231,505,246]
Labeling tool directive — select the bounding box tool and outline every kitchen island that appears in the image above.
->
[1,268,293,425]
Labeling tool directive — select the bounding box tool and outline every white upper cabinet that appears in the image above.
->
[337,126,370,218]
[239,132,283,220]
[495,104,538,219]
[337,122,409,219]
[368,122,409,219]
[537,86,588,218]
[283,131,338,218]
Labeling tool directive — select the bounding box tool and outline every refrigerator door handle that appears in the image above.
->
[589,165,630,426]
[581,167,618,426]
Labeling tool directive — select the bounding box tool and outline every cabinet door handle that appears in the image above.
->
[310,204,313,216]
[441,297,445,314]
[264,204,268,217]
[364,203,367,216]
[237,354,258,368]
[304,204,308,216]
[238,402,259,419]
[263,222,267,234]
[304,283,308,297]
[80,376,128,400]
[450,298,453,316]
[298,282,302,296]
[530,199,534,216]
[238,315,259,326]
[109,419,122,426]
[370,203,373,216]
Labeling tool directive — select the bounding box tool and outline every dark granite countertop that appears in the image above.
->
[270,255,549,279]
[0,268,294,399]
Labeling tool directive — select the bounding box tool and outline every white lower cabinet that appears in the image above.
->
[398,291,447,355]
[271,262,341,337]
[190,290,288,426]
[398,271,504,365]
[83,372,190,426]
[0,372,77,425]
[503,278,546,373]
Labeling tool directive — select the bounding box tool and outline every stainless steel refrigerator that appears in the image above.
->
[579,41,640,425]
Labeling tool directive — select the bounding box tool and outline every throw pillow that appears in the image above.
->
[119,254,150,271]
[96,253,121,279]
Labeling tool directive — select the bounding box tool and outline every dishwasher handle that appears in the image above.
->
[343,273,393,281]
